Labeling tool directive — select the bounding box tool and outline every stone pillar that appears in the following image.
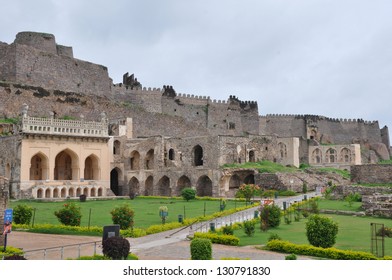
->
[0,176,9,247]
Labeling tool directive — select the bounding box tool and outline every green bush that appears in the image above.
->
[285,253,297,260]
[190,238,212,260]
[102,236,130,260]
[222,225,234,235]
[306,214,338,248]
[260,204,281,230]
[243,220,256,237]
[181,188,196,201]
[193,232,240,246]
[54,202,82,226]
[266,239,382,260]
[13,204,33,225]
[268,233,282,242]
[110,204,135,230]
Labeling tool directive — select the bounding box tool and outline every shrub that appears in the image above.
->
[243,220,256,237]
[285,253,297,260]
[268,233,282,242]
[222,225,234,235]
[306,214,338,248]
[181,188,196,201]
[190,238,212,260]
[54,202,82,226]
[102,236,130,260]
[110,204,135,230]
[193,232,240,246]
[13,204,33,225]
[236,184,260,204]
[3,254,27,260]
[260,204,281,230]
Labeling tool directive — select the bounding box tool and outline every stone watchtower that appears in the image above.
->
[0,176,9,247]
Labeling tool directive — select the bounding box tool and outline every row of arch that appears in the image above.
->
[311,147,353,164]
[35,186,104,199]
[30,149,101,181]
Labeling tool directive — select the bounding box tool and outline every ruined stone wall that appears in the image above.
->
[259,115,307,138]
[0,135,21,198]
[0,42,16,82]
[362,194,392,218]
[329,185,392,200]
[351,164,392,184]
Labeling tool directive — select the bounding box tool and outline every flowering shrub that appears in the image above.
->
[110,204,135,230]
[54,202,82,226]
[236,184,260,204]
[13,204,33,225]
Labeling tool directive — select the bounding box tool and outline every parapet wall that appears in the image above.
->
[351,164,392,184]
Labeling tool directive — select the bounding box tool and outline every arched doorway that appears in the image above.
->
[176,175,191,196]
[228,174,241,197]
[84,154,100,180]
[196,175,212,197]
[54,149,79,180]
[145,149,154,170]
[145,176,154,196]
[30,152,49,180]
[244,174,255,184]
[128,177,140,198]
[110,168,121,196]
[158,176,171,197]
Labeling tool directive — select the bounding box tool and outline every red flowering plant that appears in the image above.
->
[54,202,82,226]
[236,184,261,205]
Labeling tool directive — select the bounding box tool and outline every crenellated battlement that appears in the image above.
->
[262,114,378,124]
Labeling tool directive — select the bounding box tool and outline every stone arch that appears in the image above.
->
[244,174,255,184]
[54,149,79,180]
[193,145,203,166]
[37,188,44,198]
[196,175,212,197]
[228,174,241,197]
[130,150,140,170]
[83,188,88,196]
[97,187,103,196]
[278,142,287,159]
[128,177,140,198]
[326,148,337,163]
[53,188,60,198]
[157,176,171,197]
[45,188,51,198]
[145,149,154,170]
[76,187,82,196]
[91,187,96,197]
[145,176,154,196]
[311,148,322,164]
[249,151,256,162]
[30,152,49,180]
[113,140,121,155]
[340,148,351,163]
[61,187,67,198]
[110,167,122,196]
[69,187,75,197]
[176,175,191,195]
[84,154,100,180]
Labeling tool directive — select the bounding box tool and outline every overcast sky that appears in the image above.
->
[1,0,391,140]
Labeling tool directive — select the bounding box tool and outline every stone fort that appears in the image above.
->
[0,31,390,200]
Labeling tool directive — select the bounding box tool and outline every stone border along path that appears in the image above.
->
[10,192,319,260]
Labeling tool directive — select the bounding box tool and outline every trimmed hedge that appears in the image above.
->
[0,246,24,259]
[190,238,212,260]
[193,232,240,246]
[265,239,392,260]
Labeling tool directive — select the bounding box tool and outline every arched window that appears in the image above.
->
[311,149,322,164]
[145,149,154,170]
[130,151,140,170]
[168,149,175,160]
[278,142,287,159]
[30,152,49,180]
[84,154,100,180]
[340,148,351,163]
[249,151,255,162]
[326,148,337,163]
[193,145,203,166]
[113,140,121,155]
[54,149,79,180]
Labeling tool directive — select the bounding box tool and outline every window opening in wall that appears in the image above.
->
[228,122,235,129]
[193,145,203,166]
[249,151,255,162]
[168,149,175,160]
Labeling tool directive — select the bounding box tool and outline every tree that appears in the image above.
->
[181,188,196,201]
[306,214,338,248]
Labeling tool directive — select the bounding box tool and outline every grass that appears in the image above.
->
[235,214,392,255]
[317,199,363,212]
[9,197,249,229]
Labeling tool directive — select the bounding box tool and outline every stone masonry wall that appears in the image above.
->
[362,194,392,218]
[351,164,392,184]
[329,185,392,200]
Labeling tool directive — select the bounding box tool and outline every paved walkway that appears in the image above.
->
[8,193,319,260]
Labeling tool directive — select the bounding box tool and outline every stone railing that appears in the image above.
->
[21,115,109,138]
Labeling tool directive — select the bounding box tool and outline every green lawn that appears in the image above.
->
[317,199,363,212]
[236,214,392,256]
[9,197,248,229]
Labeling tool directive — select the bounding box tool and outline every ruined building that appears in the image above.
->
[0,32,390,199]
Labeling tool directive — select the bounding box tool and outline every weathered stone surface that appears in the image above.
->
[351,164,392,184]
